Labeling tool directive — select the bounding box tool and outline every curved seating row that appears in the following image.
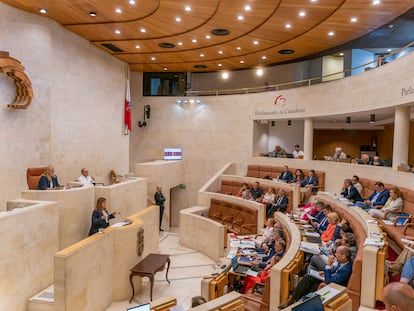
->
[317,193,386,311]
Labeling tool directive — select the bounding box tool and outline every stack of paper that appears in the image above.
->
[300,241,320,255]
[364,238,384,247]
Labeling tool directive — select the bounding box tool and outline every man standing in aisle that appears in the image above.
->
[154,186,166,232]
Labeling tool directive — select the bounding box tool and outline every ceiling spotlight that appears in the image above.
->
[328,31,335,36]
[175,17,181,22]
[115,30,121,34]
[140,28,146,33]
[39,8,48,14]
[253,40,259,45]
[262,56,267,60]
[177,42,183,46]
[299,11,306,17]
[238,15,244,21]
[205,35,211,39]
[192,39,197,43]
[89,11,97,17]
[129,0,136,4]
[236,47,241,50]
[372,0,380,5]
[200,54,205,57]
[135,45,140,49]
[185,5,192,11]
[285,23,292,29]
[115,8,122,13]
[150,57,156,61]
[370,114,376,124]
[288,120,292,127]
[218,50,223,54]
[163,67,168,71]
[346,116,351,125]
[350,17,358,23]
[244,5,251,11]
[339,52,344,56]
[240,60,245,64]
[218,64,222,67]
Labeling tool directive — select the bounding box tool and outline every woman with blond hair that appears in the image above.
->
[321,212,340,243]
[369,187,403,220]
[37,165,62,190]
[88,197,118,236]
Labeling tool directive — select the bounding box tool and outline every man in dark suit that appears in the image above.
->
[154,185,166,231]
[300,169,319,194]
[355,181,389,210]
[341,178,363,202]
[279,165,293,182]
[278,246,353,309]
[266,189,288,218]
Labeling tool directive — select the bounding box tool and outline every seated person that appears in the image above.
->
[340,178,363,202]
[400,257,414,288]
[333,147,347,160]
[191,296,207,307]
[357,153,372,165]
[301,200,324,222]
[278,246,353,309]
[382,282,414,311]
[351,175,363,196]
[369,187,403,220]
[78,167,95,185]
[273,144,287,158]
[37,165,62,190]
[279,165,293,182]
[310,232,357,272]
[321,212,340,243]
[242,255,281,294]
[266,189,288,218]
[254,218,276,247]
[311,205,333,234]
[262,187,276,205]
[249,181,264,202]
[88,197,118,236]
[292,144,304,159]
[355,181,389,210]
[258,239,285,269]
[237,182,249,197]
[372,155,385,166]
[300,170,319,194]
[290,169,305,184]
[387,238,414,276]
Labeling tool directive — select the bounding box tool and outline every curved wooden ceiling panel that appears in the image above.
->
[3,0,414,72]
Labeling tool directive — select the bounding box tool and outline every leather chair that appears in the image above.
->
[26,167,47,189]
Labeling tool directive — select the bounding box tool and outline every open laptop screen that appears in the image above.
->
[127,303,151,311]
[292,295,324,311]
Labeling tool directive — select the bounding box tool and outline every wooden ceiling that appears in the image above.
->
[4,0,414,72]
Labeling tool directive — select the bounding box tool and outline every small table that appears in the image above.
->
[129,253,170,302]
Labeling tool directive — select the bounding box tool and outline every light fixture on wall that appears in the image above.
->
[288,120,292,127]
[175,98,201,106]
[370,114,376,124]
[346,116,351,125]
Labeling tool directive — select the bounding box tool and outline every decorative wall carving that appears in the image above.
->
[0,51,33,109]
[137,228,144,256]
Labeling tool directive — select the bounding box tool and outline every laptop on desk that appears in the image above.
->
[231,256,260,276]
[292,295,324,311]
[127,303,151,311]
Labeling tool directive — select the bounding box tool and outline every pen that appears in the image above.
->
[321,290,330,299]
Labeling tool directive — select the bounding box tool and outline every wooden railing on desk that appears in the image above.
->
[150,296,177,311]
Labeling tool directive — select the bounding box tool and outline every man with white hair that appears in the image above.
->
[333,147,347,160]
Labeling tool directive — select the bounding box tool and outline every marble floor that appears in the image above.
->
[106,229,222,311]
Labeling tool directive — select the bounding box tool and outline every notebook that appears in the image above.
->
[292,295,324,311]
[127,303,151,311]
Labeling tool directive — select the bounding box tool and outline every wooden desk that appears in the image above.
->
[129,253,171,302]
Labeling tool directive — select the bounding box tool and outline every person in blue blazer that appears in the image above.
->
[278,246,353,309]
[356,181,389,210]
[37,165,62,190]
[88,197,118,236]
[266,189,288,217]
[278,166,293,182]
[300,169,319,194]
[340,178,363,202]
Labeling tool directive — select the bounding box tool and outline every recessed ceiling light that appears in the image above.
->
[150,57,156,61]
[350,17,358,23]
[129,0,136,4]
[39,8,48,14]
[240,60,245,64]
[135,45,140,49]
[372,0,380,5]
[285,23,292,29]
[115,8,122,14]
[339,52,344,56]
[89,11,97,17]
[185,5,192,11]
[163,67,168,71]
[140,28,146,33]
[115,30,121,34]
[244,5,251,11]
[218,50,223,54]
[238,15,244,21]
[175,17,181,22]
[299,11,306,17]
[310,0,318,2]
[236,47,241,50]
[177,42,183,46]
[253,40,259,45]
[262,56,267,60]
[205,35,211,39]
[328,31,335,36]
[218,64,222,67]
[192,39,197,43]
[200,54,205,57]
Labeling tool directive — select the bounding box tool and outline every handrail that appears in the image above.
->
[186,41,414,97]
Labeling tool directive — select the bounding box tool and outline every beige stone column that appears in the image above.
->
[392,106,410,169]
[303,117,314,161]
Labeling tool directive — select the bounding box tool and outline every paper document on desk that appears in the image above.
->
[239,240,256,248]
[364,238,384,247]
[315,285,341,303]
[300,242,320,255]
[382,220,394,225]
[304,231,320,237]
[308,268,325,281]
[111,221,132,227]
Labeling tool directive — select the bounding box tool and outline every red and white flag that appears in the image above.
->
[124,67,132,134]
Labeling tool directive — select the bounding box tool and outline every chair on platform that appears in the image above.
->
[26,167,47,189]
[242,277,270,311]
